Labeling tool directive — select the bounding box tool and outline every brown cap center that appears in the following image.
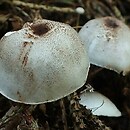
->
[104,17,119,29]
[30,23,51,36]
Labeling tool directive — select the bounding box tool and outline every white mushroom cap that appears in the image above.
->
[79,91,121,117]
[79,17,130,75]
[0,19,89,104]
[75,7,85,14]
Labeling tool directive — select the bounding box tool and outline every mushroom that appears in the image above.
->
[79,16,130,75]
[0,19,90,104]
[79,90,121,117]
[75,7,85,14]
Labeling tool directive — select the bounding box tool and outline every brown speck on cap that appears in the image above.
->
[30,23,50,36]
[104,17,119,29]
[17,91,23,101]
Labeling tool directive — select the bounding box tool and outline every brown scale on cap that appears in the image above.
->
[103,17,121,42]
[30,23,51,36]
[104,17,119,29]
[16,91,23,102]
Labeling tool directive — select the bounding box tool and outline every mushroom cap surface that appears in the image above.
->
[79,91,121,117]
[79,17,130,75]
[0,19,89,104]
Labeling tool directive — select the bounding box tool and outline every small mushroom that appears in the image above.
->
[0,19,89,104]
[79,90,121,117]
[79,17,130,75]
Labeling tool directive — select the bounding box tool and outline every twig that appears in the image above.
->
[69,92,86,130]
[59,99,68,130]
[12,0,76,14]
[0,105,23,129]
[19,105,39,130]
